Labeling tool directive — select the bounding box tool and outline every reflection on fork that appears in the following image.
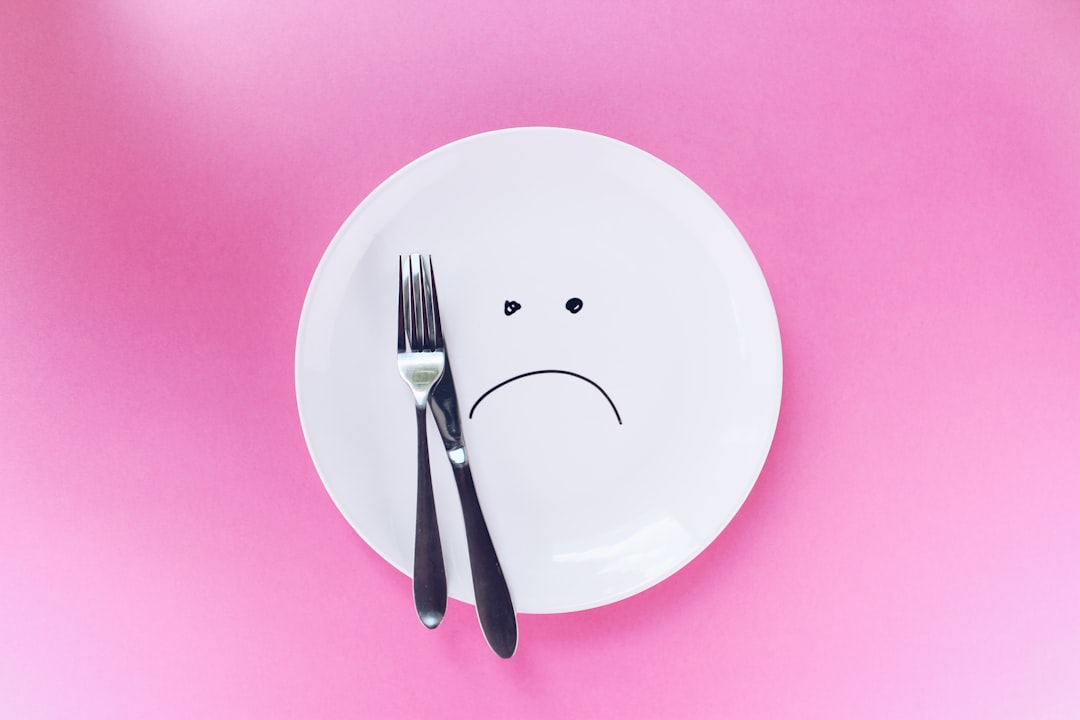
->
[396,254,447,629]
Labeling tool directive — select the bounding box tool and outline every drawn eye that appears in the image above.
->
[565,297,583,314]
[504,300,522,316]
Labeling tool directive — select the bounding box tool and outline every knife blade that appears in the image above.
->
[429,353,518,658]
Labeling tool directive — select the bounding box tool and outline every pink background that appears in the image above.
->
[3,2,1079,718]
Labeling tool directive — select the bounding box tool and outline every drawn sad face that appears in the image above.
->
[466,295,623,426]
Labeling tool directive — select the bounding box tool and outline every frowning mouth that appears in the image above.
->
[468,370,622,424]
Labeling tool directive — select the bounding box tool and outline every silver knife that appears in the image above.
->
[429,353,518,658]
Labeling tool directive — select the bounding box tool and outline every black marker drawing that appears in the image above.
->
[486,294,619,424]
[469,370,622,424]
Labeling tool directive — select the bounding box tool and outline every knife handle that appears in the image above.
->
[413,405,447,629]
[452,462,518,658]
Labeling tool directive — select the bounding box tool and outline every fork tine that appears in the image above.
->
[397,256,407,353]
[409,253,426,350]
[407,254,421,350]
[419,255,437,351]
[427,256,443,348]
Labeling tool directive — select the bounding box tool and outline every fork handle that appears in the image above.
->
[452,462,518,658]
[413,405,447,629]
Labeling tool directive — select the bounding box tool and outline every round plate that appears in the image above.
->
[295,127,782,613]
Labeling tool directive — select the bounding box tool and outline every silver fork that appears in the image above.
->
[397,254,447,629]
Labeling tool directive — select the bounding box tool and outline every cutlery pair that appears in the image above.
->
[396,254,517,658]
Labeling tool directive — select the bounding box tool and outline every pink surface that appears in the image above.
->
[3,1,1079,717]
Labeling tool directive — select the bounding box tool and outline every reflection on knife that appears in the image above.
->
[429,352,518,658]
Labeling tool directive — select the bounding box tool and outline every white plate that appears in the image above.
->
[295,127,782,614]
